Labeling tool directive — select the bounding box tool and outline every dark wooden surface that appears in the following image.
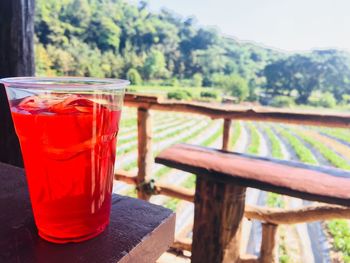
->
[0,162,175,263]
[156,144,350,207]
[0,0,35,167]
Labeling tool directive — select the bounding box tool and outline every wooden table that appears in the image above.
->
[0,162,175,263]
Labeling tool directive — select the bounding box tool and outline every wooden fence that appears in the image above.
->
[114,93,350,262]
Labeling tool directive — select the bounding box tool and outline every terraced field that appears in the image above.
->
[114,107,350,263]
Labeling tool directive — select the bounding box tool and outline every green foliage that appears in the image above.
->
[143,50,169,79]
[278,228,291,263]
[230,122,242,149]
[319,128,350,144]
[201,125,223,147]
[167,90,193,100]
[263,50,350,105]
[182,175,196,189]
[327,220,350,262]
[267,193,285,208]
[247,123,260,155]
[269,96,295,108]
[125,188,137,198]
[212,74,248,101]
[34,0,349,104]
[264,127,283,158]
[200,91,217,99]
[342,94,350,104]
[154,166,171,179]
[164,198,180,211]
[192,73,203,87]
[295,130,350,170]
[162,78,179,87]
[34,0,282,98]
[309,92,337,108]
[277,128,317,164]
[126,68,142,85]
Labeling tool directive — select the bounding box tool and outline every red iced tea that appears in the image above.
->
[10,94,121,243]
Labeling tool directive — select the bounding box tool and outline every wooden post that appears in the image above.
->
[222,119,232,151]
[137,107,153,200]
[259,223,278,263]
[191,175,246,263]
[0,0,35,167]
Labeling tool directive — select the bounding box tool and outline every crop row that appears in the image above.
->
[293,128,350,170]
[122,119,215,171]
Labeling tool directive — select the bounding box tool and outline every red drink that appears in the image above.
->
[10,94,121,243]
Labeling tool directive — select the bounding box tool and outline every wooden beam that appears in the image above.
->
[124,94,350,128]
[191,175,246,263]
[171,237,192,252]
[245,204,350,225]
[155,183,194,202]
[239,254,259,263]
[0,0,35,167]
[155,144,350,206]
[222,119,232,151]
[114,170,138,185]
[259,223,278,263]
[137,108,153,200]
[114,170,195,201]
[0,0,35,76]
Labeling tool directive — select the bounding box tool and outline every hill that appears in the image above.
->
[34,0,350,106]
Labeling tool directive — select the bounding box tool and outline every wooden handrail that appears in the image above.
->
[114,171,194,202]
[155,144,350,206]
[114,170,138,185]
[245,204,350,225]
[154,183,194,202]
[116,93,350,262]
[124,93,350,128]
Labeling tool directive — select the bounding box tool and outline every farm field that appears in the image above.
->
[114,107,350,263]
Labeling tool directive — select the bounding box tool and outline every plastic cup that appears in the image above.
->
[1,77,129,243]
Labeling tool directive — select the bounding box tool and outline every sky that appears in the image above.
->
[144,0,350,53]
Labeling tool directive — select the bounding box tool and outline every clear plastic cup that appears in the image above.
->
[1,77,129,243]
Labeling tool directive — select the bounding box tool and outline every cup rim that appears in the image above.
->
[0,77,130,91]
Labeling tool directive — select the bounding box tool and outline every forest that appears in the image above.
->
[35,0,350,107]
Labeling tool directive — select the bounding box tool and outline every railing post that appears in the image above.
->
[259,223,278,263]
[191,175,246,263]
[222,119,232,151]
[0,0,35,167]
[137,107,153,200]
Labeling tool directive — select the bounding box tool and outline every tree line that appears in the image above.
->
[35,0,350,106]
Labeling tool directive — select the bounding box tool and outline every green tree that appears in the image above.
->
[101,51,124,78]
[192,73,203,87]
[143,50,169,79]
[35,42,54,76]
[212,74,249,101]
[227,75,249,102]
[127,68,142,85]
[33,0,350,105]
[264,55,323,104]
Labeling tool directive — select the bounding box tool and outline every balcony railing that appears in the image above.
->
[115,93,350,262]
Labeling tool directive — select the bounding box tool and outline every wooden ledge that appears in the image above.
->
[155,144,350,206]
[0,162,175,263]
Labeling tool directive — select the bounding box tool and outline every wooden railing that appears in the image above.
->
[115,93,350,262]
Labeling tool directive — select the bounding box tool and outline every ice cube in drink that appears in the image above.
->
[10,94,121,243]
